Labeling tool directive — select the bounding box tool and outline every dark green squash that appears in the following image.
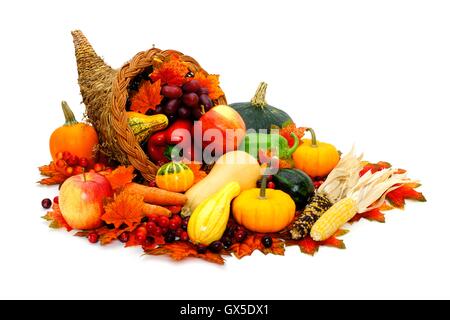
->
[229,82,293,131]
[273,168,314,210]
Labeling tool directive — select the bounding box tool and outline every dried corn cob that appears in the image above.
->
[310,168,414,241]
[290,193,333,239]
[310,198,357,241]
[290,149,363,239]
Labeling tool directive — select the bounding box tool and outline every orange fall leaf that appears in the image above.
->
[42,204,72,232]
[130,80,163,114]
[145,242,225,265]
[102,191,144,228]
[104,166,135,191]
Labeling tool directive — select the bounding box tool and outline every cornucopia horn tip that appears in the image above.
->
[71,30,113,76]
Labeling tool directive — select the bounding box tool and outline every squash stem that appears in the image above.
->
[251,82,268,108]
[61,101,78,126]
[259,174,268,199]
[306,128,318,147]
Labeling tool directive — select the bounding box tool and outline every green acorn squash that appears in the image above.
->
[272,168,314,210]
[230,82,293,131]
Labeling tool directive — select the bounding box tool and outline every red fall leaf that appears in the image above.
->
[350,208,386,223]
[360,161,392,176]
[386,183,426,209]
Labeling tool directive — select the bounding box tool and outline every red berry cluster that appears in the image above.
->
[54,151,108,176]
[41,196,59,209]
[132,214,189,244]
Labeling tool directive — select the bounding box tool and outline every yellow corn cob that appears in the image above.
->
[310,197,357,241]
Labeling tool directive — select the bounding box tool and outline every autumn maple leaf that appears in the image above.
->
[350,208,386,223]
[145,242,225,265]
[150,55,189,86]
[286,229,348,256]
[38,162,67,185]
[386,183,426,209]
[130,80,163,114]
[230,234,285,259]
[104,166,135,191]
[75,225,136,245]
[191,73,224,100]
[102,191,144,228]
[360,161,392,176]
[42,204,72,231]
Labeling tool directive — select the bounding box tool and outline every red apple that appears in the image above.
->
[59,172,113,230]
[199,105,246,156]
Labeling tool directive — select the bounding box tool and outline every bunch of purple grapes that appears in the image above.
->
[154,80,214,121]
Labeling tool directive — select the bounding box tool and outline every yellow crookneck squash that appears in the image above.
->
[188,182,241,245]
[232,174,296,233]
[292,128,340,178]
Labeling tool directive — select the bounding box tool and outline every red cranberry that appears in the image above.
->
[41,198,52,209]
[88,233,99,244]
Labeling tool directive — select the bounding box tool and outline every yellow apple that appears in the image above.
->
[59,172,113,230]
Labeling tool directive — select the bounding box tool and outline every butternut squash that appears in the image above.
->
[182,151,261,216]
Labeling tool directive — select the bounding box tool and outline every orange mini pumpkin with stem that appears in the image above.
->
[49,101,99,165]
[292,128,340,178]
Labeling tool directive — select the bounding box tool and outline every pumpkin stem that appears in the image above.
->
[259,174,268,199]
[286,133,300,157]
[200,105,206,115]
[251,82,268,108]
[306,128,318,147]
[61,101,78,126]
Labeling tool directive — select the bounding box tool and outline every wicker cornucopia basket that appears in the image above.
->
[71,30,227,181]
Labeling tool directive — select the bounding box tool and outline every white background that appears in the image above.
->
[0,0,449,300]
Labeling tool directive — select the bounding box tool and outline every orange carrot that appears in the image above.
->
[142,203,171,217]
[125,183,187,206]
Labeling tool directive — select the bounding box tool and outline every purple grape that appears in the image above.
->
[177,106,192,119]
[197,87,209,95]
[164,99,180,116]
[161,85,183,99]
[154,105,164,114]
[182,80,201,93]
[182,93,199,107]
[192,107,204,120]
[199,94,213,110]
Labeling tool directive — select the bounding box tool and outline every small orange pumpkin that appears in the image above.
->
[292,128,340,178]
[232,174,295,233]
[49,101,98,164]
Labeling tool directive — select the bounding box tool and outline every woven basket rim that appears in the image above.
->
[110,47,227,181]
